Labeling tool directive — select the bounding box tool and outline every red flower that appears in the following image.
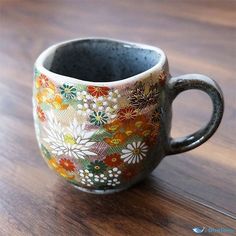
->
[38,74,50,87]
[59,158,76,172]
[104,153,123,167]
[118,106,137,121]
[122,167,138,180]
[87,86,110,97]
[37,106,46,122]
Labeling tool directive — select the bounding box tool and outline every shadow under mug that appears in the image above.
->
[33,38,224,194]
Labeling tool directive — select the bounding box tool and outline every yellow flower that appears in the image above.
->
[64,134,76,145]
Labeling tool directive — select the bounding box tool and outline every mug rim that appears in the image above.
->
[35,37,167,86]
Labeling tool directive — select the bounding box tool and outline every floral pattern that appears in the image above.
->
[60,84,77,100]
[121,141,148,164]
[90,111,108,126]
[104,153,123,167]
[128,81,160,109]
[43,112,97,159]
[88,86,110,98]
[87,160,107,174]
[33,69,166,190]
[117,106,137,121]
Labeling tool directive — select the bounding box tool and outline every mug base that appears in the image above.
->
[73,184,130,194]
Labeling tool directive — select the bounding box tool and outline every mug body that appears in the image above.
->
[33,38,170,193]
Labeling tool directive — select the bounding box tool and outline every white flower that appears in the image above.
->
[77,90,91,102]
[78,167,122,187]
[77,103,92,116]
[79,169,94,186]
[107,89,121,103]
[121,141,148,164]
[107,167,122,186]
[44,111,97,159]
[105,105,118,119]
[94,173,108,183]
[91,96,108,112]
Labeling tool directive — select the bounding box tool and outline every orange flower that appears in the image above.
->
[133,115,149,129]
[36,106,46,122]
[118,106,137,121]
[59,158,76,172]
[136,123,153,137]
[104,132,127,146]
[123,121,136,136]
[48,157,59,169]
[57,167,75,180]
[47,94,69,110]
[47,157,75,180]
[104,119,122,133]
[104,153,123,167]
[87,86,110,97]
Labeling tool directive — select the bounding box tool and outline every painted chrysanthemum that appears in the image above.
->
[104,153,123,167]
[59,158,76,172]
[37,74,50,88]
[44,111,97,159]
[87,160,107,174]
[34,71,164,189]
[87,86,110,97]
[59,84,77,100]
[90,111,108,126]
[128,82,160,109]
[121,141,148,164]
[117,106,137,121]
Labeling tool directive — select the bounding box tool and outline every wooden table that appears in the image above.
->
[0,0,235,235]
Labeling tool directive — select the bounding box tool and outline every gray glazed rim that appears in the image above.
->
[34,37,167,87]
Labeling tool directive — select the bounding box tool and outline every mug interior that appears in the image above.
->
[43,39,161,82]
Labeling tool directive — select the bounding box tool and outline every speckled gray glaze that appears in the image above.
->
[33,38,224,194]
[46,39,160,82]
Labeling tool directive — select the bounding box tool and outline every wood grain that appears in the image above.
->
[0,0,235,235]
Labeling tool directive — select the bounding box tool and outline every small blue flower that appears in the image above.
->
[90,111,108,126]
[59,84,77,100]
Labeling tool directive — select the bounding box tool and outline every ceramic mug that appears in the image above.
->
[33,38,224,194]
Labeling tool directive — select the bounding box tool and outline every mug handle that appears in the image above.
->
[166,74,224,155]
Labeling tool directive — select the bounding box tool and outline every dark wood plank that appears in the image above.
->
[0,0,235,235]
